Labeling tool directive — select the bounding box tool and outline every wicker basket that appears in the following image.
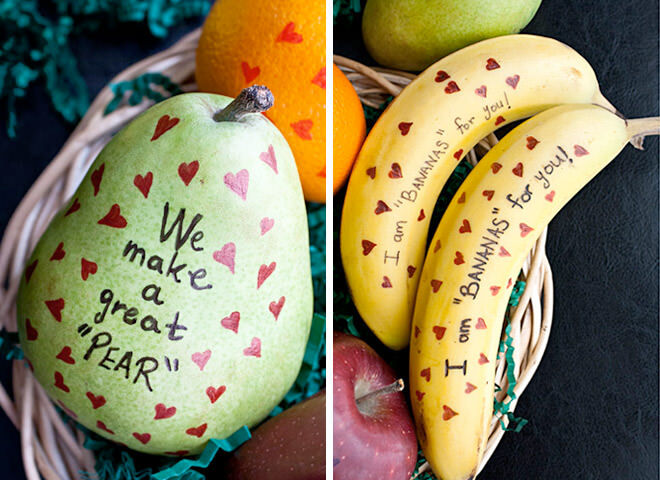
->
[334,54,555,477]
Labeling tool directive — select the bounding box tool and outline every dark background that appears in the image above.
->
[334,1,659,480]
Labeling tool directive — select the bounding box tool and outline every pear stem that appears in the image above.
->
[213,85,274,122]
[356,379,404,407]
[626,117,660,150]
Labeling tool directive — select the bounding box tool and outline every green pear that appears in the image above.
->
[16,87,313,455]
[362,0,542,71]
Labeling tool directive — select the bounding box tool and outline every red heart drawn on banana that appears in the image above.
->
[276,22,303,43]
[213,243,236,274]
[81,258,98,281]
[269,296,285,320]
[459,219,471,234]
[221,312,240,333]
[98,204,127,228]
[453,149,464,161]
[56,346,75,364]
[545,190,556,202]
[491,162,502,174]
[482,189,494,201]
[444,81,460,94]
[361,240,376,256]
[186,423,208,438]
[206,385,226,404]
[442,405,458,420]
[241,61,260,83]
[499,247,511,257]
[374,200,391,215]
[519,223,534,237]
[414,326,421,338]
[50,242,65,261]
[191,350,211,371]
[454,251,465,265]
[151,115,179,141]
[388,163,403,179]
[91,164,104,197]
[398,122,413,136]
[526,136,539,150]
[475,85,487,98]
[417,209,425,221]
[366,167,376,179]
[490,286,501,295]
[260,145,278,173]
[457,192,466,203]
[431,279,443,293]
[224,169,249,200]
[506,75,520,89]
[512,162,523,177]
[257,262,276,289]
[433,239,442,253]
[465,383,477,394]
[381,276,392,288]
[154,403,177,420]
[243,337,261,357]
[574,144,589,156]
[416,391,425,401]
[134,172,153,198]
[435,70,450,82]
[475,318,487,330]
[407,265,416,278]
[86,392,106,409]
[45,298,64,322]
[420,368,431,382]
[495,115,505,126]
[478,353,489,364]
[485,58,500,70]
[433,325,446,340]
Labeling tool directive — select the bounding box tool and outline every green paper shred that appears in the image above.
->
[0,329,23,360]
[105,73,183,115]
[333,0,363,25]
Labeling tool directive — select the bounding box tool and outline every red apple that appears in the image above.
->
[333,332,417,479]
[224,390,325,480]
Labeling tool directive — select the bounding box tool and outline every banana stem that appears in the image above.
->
[356,379,405,407]
[213,85,274,122]
[626,116,660,150]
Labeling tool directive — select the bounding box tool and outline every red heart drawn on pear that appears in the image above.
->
[260,145,278,174]
[475,85,487,98]
[257,262,276,289]
[50,242,66,261]
[178,161,199,186]
[482,190,494,200]
[420,368,431,382]
[151,115,179,141]
[86,391,106,409]
[459,219,471,234]
[134,172,153,198]
[526,136,539,150]
[260,217,274,235]
[407,265,416,278]
[97,421,114,435]
[25,319,38,341]
[519,223,534,237]
[186,423,208,438]
[54,372,70,393]
[56,346,75,364]
[495,115,505,126]
[133,432,151,445]
[91,164,104,197]
[415,391,425,401]
[366,167,376,179]
[65,198,81,216]
[269,296,285,320]
[291,119,313,140]
[491,162,502,174]
[465,383,477,394]
[224,169,249,200]
[435,70,450,82]
[417,209,425,221]
[191,350,211,371]
[398,122,413,136]
[486,58,500,70]
[221,312,240,333]
[243,337,262,357]
[444,81,460,94]
[276,21,303,43]
[206,385,227,404]
[45,298,64,322]
[545,190,556,202]
[475,318,487,329]
[574,144,589,156]
[431,279,443,293]
[388,163,403,179]
[311,67,326,89]
[478,353,489,364]
[241,61,260,83]
[454,251,465,265]
[98,204,127,228]
[361,240,376,256]
[381,276,392,288]
[25,259,38,283]
[374,200,391,215]
[512,162,524,177]
[506,75,520,89]
[433,325,446,340]
[499,247,511,257]
[442,405,458,420]
[81,258,98,281]
[154,403,177,420]
[213,243,236,274]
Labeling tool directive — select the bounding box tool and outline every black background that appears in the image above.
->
[334,1,659,480]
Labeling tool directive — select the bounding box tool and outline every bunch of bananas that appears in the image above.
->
[340,34,659,480]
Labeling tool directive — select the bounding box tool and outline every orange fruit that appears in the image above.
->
[333,64,366,194]
[196,0,326,203]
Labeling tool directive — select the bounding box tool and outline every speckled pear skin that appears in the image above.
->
[16,92,313,455]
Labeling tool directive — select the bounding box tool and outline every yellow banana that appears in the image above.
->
[409,104,659,480]
[340,34,616,350]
